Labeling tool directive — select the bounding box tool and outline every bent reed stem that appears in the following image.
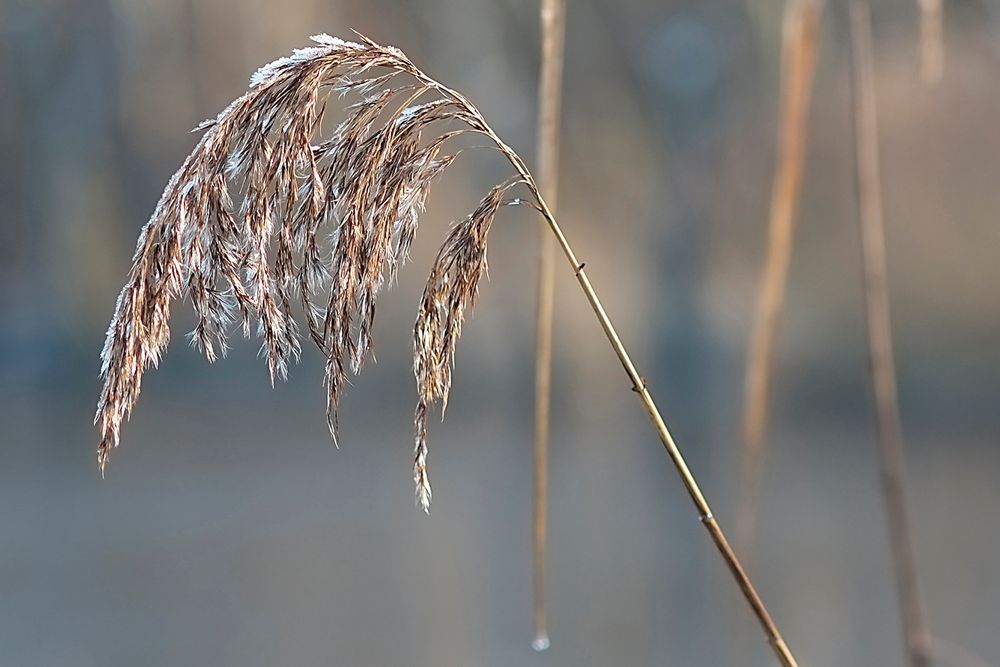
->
[463,106,801,667]
[532,0,565,651]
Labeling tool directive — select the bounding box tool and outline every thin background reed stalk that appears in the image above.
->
[919,0,944,82]
[848,3,933,666]
[504,147,802,667]
[737,0,822,562]
[531,0,565,652]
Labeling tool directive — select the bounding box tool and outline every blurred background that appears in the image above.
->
[1,0,998,665]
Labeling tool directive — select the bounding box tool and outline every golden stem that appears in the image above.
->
[465,115,802,667]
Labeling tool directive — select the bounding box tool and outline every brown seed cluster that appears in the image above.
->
[95,34,531,509]
[413,180,523,509]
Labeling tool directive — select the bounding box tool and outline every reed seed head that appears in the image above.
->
[95,33,539,509]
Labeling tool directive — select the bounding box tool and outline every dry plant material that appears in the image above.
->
[97,34,501,510]
[737,0,822,561]
[531,0,566,652]
[95,34,800,665]
[848,4,934,666]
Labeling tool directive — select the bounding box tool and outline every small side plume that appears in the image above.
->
[412,180,523,510]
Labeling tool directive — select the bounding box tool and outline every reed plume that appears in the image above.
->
[95,34,800,665]
[96,34,502,510]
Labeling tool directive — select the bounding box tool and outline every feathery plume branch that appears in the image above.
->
[96,34,486,483]
[96,34,800,665]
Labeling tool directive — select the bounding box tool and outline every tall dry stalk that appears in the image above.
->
[531,0,565,652]
[95,34,800,667]
[918,0,944,82]
[847,4,933,667]
[737,0,822,561]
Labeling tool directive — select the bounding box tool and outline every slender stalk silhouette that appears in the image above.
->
[95,34,800,666]
[918,0,944,82]
[847,4,933,666]
[737,0,822,561]
[531,0,565,652]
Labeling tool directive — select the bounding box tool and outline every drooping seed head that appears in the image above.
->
[96,33,541,510]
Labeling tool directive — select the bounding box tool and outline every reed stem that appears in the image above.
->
[738,0,822,561]
[532,0,566,652]
[464,113,801,667]
[847,2,933,665]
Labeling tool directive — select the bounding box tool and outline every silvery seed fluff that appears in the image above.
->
[95,33,540,511]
